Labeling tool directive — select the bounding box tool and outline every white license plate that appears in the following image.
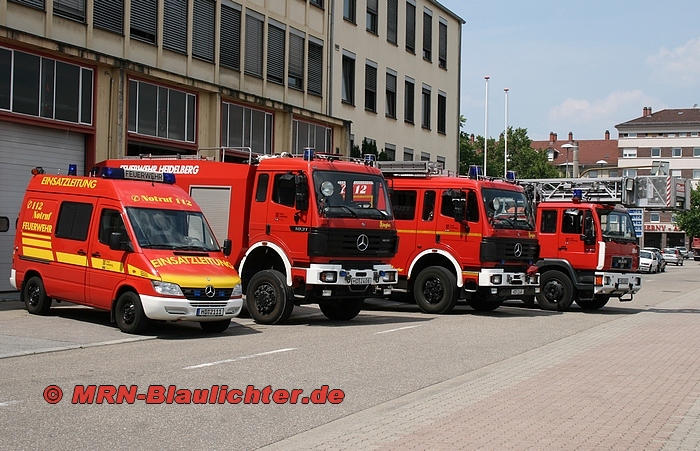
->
[196,307,224,317]
[351,277,372,285]
[618,278,629,285]
[511,288,525,295]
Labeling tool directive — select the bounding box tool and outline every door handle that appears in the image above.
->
[77,249,87,256]
[91,252,101,258]
[558,246,567,251]
[436,234,441,244]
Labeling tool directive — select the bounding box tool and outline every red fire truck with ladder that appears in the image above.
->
[378,161,540,313]
[103,149,399,324]
[519,174,691,311]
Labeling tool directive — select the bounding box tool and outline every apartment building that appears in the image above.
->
[333,0,463,169]
[615,107,700,249]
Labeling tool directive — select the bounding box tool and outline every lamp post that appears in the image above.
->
[484,76,490,176]
[561,143,574,178]
[504,88,509,178]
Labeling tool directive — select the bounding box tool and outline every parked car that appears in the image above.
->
[638,249,658,273]
[675,246,691,259]
[644,247,666,272]
[662,248,684,266]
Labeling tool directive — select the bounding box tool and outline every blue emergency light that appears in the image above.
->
[100,167,176,184]
[573,189,583,200]
[68,164,77,176]
[468,165,483,180]
[506,170,517,182]
[364,154,376,166]
[303,148,314,161]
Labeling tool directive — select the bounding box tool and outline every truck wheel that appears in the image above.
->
[413,266,458,314]
[23,276,52,315]
[319,299,364,320]
[115,292,149,334]
[575,295,610,310]
[246,270,294,325]
[521,295,536,307]
[537,270,574,311]
[469,299,502,311]
[200,319,231,332]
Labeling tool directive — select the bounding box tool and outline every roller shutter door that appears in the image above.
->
[0,121,85,292]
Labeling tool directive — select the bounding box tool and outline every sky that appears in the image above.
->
[438,0,700,141]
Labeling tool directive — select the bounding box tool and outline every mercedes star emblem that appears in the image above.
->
[357,234,369,252]
[513,243,523,258]
[204,285,216,298]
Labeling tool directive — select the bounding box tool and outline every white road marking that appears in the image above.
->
[0,400,21,407]
[375,324,423,335]
[183,348,297,370]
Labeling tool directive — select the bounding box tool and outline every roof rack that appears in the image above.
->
[377,160,445,176]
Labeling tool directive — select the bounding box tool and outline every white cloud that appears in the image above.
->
[548,90,654,122]
[647,37,700,85]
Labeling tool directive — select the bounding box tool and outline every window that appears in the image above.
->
[245,11,264,77]
[651,147,661,157]
[437,156,446,169]
[54,0,85,22]
[562,209,583,235]
[420,151,430,161]
[99,209,128,245]
[220,1,242,70]
[437,91,446,134]
[623,168,637,177]
[56,202,93,241]
[307,38,323,96]
[384,143,396,160]
[310,0,323,8]
[694,147,700,157]
[404,78,414,123]
[421,84,431,129]
[671,169,682,177]
[693,170,700,179]
[221,101,273,154]
[366,0,378,34]
[343,0,356,23]
[438,19,447,69]
[9,0,44,8]
[403,147,413,161]
[273,173,297,208]
[255,174,269,202]
[0,50,93,125]
[365,62,377,112]
[163,0,187,54]
[423,191,436,221]
[387,0,398,44]
[540,210,557,234]
[390,190,417,220]
[405,1,416,53]
[130,0,157,44]
[292,119,332,154]
[94,0,123,34]
[650,212,660,223]
[341,52,355,105]
[672,147,682,157]
[385,70,397,119]
[622,148,637,158]
[266,21,286,85]
[288,29,305,90]
[128,79,196,142]
[193,0,215,62]
[422,9,432,61]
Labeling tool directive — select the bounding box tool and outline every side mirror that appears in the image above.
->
[295,173,309,211]
[580,216,596,245]
[453,199,466,223]
[108,232,132,252]
[222,239,232,257]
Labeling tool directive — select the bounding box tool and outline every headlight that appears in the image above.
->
[152,280,183,296]
[232,283,243,297]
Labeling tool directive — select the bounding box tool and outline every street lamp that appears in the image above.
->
[504,88,509,178]
[484,76,490,176]
[561,143,574,178]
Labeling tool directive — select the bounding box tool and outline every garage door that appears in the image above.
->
[0,121,86,292]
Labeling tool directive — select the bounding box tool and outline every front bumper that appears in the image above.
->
[140,294,243,321]
[594,272,642,297]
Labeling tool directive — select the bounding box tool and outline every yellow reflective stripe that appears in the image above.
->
[128,265,159,280]
[90,258,125,273]
[55,252,88,266]
[22,237,52,249]
[168,274,241,288]
[22,232,52,240]
[23,247,54,261]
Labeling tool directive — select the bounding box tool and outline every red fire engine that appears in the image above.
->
[103,149,398,324]
[520,175,690,311]
[378,161,540,313]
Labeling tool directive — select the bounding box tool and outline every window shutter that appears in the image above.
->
[94,0,123,34]
[288,31,305,87]
[131,0,157,43]
[423,12,432,60]
[387,0,398,44]
[307,39,323,95]
[245,13,264,77]
[266,24,285,84]
[365,64,377,93]
[439,21,447,68]
[54,0,85,21]
[220,4,241,70]
[406,3,415,52]
[163,0,187,54]
[193,0,215,62]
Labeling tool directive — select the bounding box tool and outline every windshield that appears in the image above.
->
[598,209,637,242]
[640,250,652,259]
[482,188,535,230]
[126,207,221,251]
[313,170,393,220]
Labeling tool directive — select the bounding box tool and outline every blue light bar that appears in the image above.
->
[506,170,517,182]
[303,148,314,161]
[468,165,483,179]
[68,164,77,176]
[100,167,176,184]
[573,189,583,200]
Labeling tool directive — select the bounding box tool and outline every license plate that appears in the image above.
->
[196,307,224,317]
[351,277,372,285]
[618,278,628,285]
[511,288,524,295]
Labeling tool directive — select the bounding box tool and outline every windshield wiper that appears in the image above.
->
[173,245,213,252]
[141,244,178,250]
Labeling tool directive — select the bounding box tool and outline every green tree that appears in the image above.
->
[674,185,700,240]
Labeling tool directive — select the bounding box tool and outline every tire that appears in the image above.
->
[469,298,502,311]
[536,270,575,311]
[412,266,458,314]
[23,276,52,315]
[246,270,294,325]
[576,295,610,310]
[200,319,231,333]
[115,292,149,334]
[319,299,364,321]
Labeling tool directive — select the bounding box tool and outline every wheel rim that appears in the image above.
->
[422,278,444,304]
[253,283,277,315]
[121,300,136,325]
[27,283,40,307]
[543,280,565,303]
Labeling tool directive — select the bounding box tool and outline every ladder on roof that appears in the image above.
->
[376,160,444,176]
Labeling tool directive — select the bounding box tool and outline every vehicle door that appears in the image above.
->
[433,188,480,264]
[86,202,129,308]
[558,207,595,268]
[389,188,419,276]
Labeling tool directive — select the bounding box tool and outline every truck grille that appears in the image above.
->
[480,238,539,263]
[181,287,233,301]
[308,228,398,258]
